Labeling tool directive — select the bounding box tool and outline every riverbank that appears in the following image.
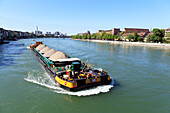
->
[73,39,170,48]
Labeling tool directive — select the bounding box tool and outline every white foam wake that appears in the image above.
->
[54,82,114,96]
[25,46,30,49]
[24,70,114,96]
[24,70,63,90]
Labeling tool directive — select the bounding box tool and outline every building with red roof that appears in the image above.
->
[98,28,121,35]
[124,28,150,33]
[122,28,151,41]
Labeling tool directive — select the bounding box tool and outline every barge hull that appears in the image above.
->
[34,52,111,91]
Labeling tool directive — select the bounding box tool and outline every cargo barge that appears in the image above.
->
[30,41,112,91]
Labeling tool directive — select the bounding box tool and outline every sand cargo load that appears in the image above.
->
[30,41,112,91]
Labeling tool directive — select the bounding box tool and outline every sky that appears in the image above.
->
[0,0,170,35]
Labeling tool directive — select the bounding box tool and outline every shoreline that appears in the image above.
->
[73,39,170,48]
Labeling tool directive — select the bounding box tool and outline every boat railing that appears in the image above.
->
[33,47,54,67]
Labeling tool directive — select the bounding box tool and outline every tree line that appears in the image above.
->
[147,29,167,43]
[72,31,124,41]
[72,28,169,43]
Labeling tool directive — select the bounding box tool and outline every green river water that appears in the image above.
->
[0,38,169,113]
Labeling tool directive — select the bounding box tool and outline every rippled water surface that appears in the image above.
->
[0,38,170,113]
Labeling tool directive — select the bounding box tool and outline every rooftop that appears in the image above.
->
[56,58,80,62]
[124,28,150,33]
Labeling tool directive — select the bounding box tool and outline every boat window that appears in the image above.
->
[72,62,80,65]
[54,61,81,67]
[72,62,81,71]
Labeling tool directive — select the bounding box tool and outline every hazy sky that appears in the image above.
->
[0,0,169,35]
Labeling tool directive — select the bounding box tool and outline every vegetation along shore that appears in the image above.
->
[72,28,170,48]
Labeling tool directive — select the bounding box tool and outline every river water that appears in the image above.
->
[0,38,169,113]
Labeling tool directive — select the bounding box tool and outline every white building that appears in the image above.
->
[54,31,60,36]
[35,26,43,35]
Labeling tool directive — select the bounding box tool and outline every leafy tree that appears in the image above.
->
[78,35,82,39]
[107,34,112,40]
[153,28,160,35]
[126,34,134,42]
[137,37,143,42]
[71,35,74,38]
[94,33,99,39]
[147,34,162,43]
[147,34,157,42]
[87,35,91,39]
[111,35,115,40]
[105,34,108,40]
[133,32,139,42]
[147,35,152,42]
[119,31,125,36]
[117,36,122,41]
[82,34,87,39]
[91,34,95,39]
[162,38,168,43]
[100,32,106,39]
[160,29,165,37]
[152,28,165,42]
[99,35,102,40]
[71,35,78,39]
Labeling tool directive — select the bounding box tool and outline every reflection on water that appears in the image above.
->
[0,42,25,68]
